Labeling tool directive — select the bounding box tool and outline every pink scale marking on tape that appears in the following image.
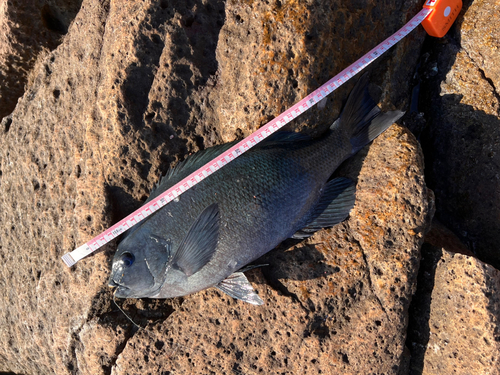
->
[61,7,433,267]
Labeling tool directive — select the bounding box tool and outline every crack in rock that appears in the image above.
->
[67,327,84,375]
[106,328,137,375]
[356,239,391,323]
[463,49,500,110]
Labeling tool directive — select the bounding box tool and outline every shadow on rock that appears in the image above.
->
[104,183,151,228]
[405,244,442,375]
[120,0,226,152]
[422,96,500,269]
[415,0,500,268]
[406,0,500,371]
[258,239,340,306]
[0,0,83,119]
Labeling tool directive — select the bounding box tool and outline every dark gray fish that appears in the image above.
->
[108,74,403,305]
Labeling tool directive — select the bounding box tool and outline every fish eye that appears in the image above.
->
[120,252,135,267]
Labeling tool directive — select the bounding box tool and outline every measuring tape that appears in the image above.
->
[62,0,461,267]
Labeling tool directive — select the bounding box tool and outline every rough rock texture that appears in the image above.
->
[0,0,433,374]
[403,0,500,371]
[420,0,500,268]
[0,0,83,119]
[109,124,432,375]
[407,246,500,374]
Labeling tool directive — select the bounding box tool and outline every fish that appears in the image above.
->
[108,73,404,305]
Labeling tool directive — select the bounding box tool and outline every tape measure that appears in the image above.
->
[62,0,461,267]
[422,0,462,37]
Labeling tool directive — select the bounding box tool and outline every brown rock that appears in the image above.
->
[460,0,500,90]
[420,0,500,268]
[407,246,500,374]
[0,0,432,374]
[108,124,432,375]
[0,1,114,374]
[0,0,82,118]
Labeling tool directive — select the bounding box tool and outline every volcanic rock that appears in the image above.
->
[0,0,82,119]
[407,245,500,374]
[0,0,433,374]
[420,0,500,268]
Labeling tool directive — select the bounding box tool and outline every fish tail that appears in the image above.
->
[335,73,404,154]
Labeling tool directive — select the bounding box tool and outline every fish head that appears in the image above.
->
[108,203,220,299]
[108,229,173,298]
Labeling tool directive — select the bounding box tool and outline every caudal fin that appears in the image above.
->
[335,73,404,154]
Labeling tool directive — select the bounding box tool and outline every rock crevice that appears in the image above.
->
[0,0,498,374]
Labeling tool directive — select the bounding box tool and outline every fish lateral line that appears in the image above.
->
[62,4,459,267]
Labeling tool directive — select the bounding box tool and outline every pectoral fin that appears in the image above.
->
[293,177,356,239]
[171,204,219,277]
[215,272,264,305]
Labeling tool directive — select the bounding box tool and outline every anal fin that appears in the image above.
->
[215,272,263,305]
[293,177,356,239]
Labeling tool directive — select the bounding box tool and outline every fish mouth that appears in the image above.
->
[108,278,121,288]
[108,277,132,298]
[108,276,162,299]
[110,282,133,298]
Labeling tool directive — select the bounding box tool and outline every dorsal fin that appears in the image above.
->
[148,141,239,202]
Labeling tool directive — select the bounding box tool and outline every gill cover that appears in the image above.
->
[109,204,220,298]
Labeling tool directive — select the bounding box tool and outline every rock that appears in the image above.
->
[406,0,500,370]
[420,0,500,268]
[108,124,432,375]
[407,245,500,374]
[0,2,114,374]
[460,0,500,90]
[0,0,432,374]
[0,0,82,119]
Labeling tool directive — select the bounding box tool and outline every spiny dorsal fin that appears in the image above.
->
[148,141,239,202]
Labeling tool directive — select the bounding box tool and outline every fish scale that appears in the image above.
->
[64,4,458,267]
[146,144,321,294]
[108,74,404,304]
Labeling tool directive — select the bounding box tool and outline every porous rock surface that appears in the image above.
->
[407,246,500,375]
[0,0,433,374]
[0,0,83,119]
[421,0,500,269]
